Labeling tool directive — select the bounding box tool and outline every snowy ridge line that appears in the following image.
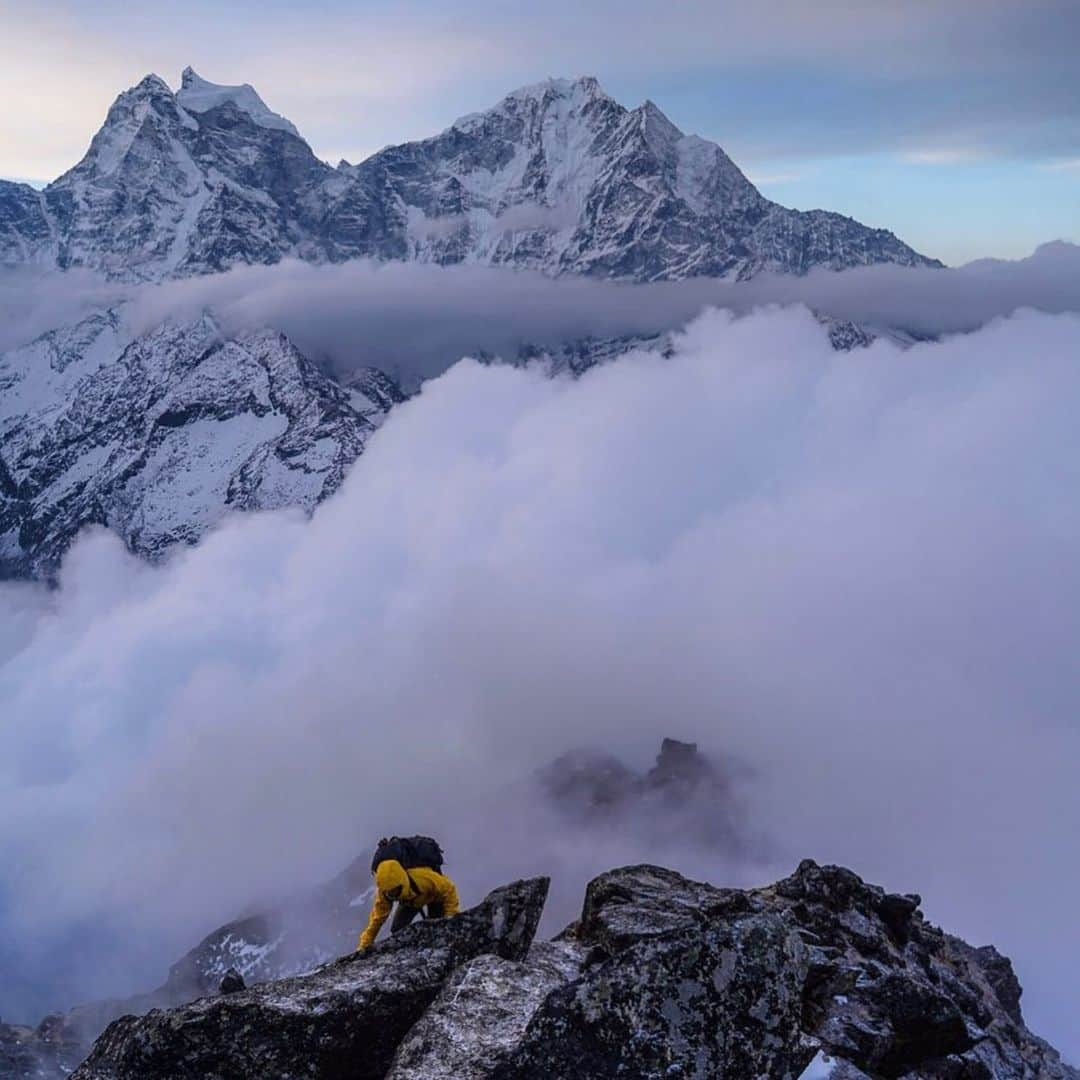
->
[1,70,939,283]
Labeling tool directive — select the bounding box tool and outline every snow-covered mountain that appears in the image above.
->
[349,76,940,281]
[0,70,939,283]
[0,69,940,577]
[0,310,400,578]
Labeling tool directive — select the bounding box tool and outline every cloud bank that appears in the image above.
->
[1,238,1063,388]
[2,303,1080,1060]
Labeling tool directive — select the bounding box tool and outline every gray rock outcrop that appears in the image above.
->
[53,861,1078,1080]
[71,876,549,1080]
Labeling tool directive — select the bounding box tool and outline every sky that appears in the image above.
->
[1,0,1077,264]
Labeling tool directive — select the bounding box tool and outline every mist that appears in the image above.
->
[5,240,1078,388]
[125,241,1080,386]
[2,301,1080,1058]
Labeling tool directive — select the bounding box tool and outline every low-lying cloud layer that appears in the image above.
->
[2,303,1079,1059]
[5,241,1079,386]
[127,241,1080,385]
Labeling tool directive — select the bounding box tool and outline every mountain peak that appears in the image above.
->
[129,73,175,101]
[175,67,301,138]
[451,76,616,133]
[635,98,684,144]
[504,75,611,105]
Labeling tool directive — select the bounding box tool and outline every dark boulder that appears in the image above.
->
[494,910,808,1078]
[217,968,245,995]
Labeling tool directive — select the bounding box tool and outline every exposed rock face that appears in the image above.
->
[0,311,397,577]
[53,861,1078,1080]
[71,877,549,1080]
[768,859,1078,1079]
[495,886,808,1078]
[386,941,587,1080]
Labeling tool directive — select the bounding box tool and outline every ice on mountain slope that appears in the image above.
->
[176,66,302,138]
[0,310,399,577]
[1,70,939,283]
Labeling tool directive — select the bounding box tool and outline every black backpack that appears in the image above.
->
[370,835,445,875]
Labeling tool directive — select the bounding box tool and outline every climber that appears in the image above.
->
[356,857,460,950]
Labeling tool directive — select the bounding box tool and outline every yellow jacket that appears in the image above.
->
[357,860,460,950]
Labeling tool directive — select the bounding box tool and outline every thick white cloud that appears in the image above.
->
[53,238,1077,386]
[2,303,1080,1058]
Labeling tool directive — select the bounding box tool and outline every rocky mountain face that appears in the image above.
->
[0,309,397,578]
[0,69,937,578]
[8,860,1066,1080]
[1,72,940,285]
[349,77,939,283]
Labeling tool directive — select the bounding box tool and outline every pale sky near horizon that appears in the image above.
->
[1,0,1077,265]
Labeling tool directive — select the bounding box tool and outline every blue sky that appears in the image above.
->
[1,0,1076,264]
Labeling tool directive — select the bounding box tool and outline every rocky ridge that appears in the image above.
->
[1,72,940,284]
[41,860,1076,1080]
[0,310,399,578]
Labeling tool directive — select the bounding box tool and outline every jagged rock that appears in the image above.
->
[70,877,549,1080]
[768,859,1078,1079]
[490,864,808,1078]
[51,861,1079,1080]
[0,312,400,577]
[217,969,245,995]
[495,906,808,1078]
[486,862,1079,1079]
[386,941,586,1079]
